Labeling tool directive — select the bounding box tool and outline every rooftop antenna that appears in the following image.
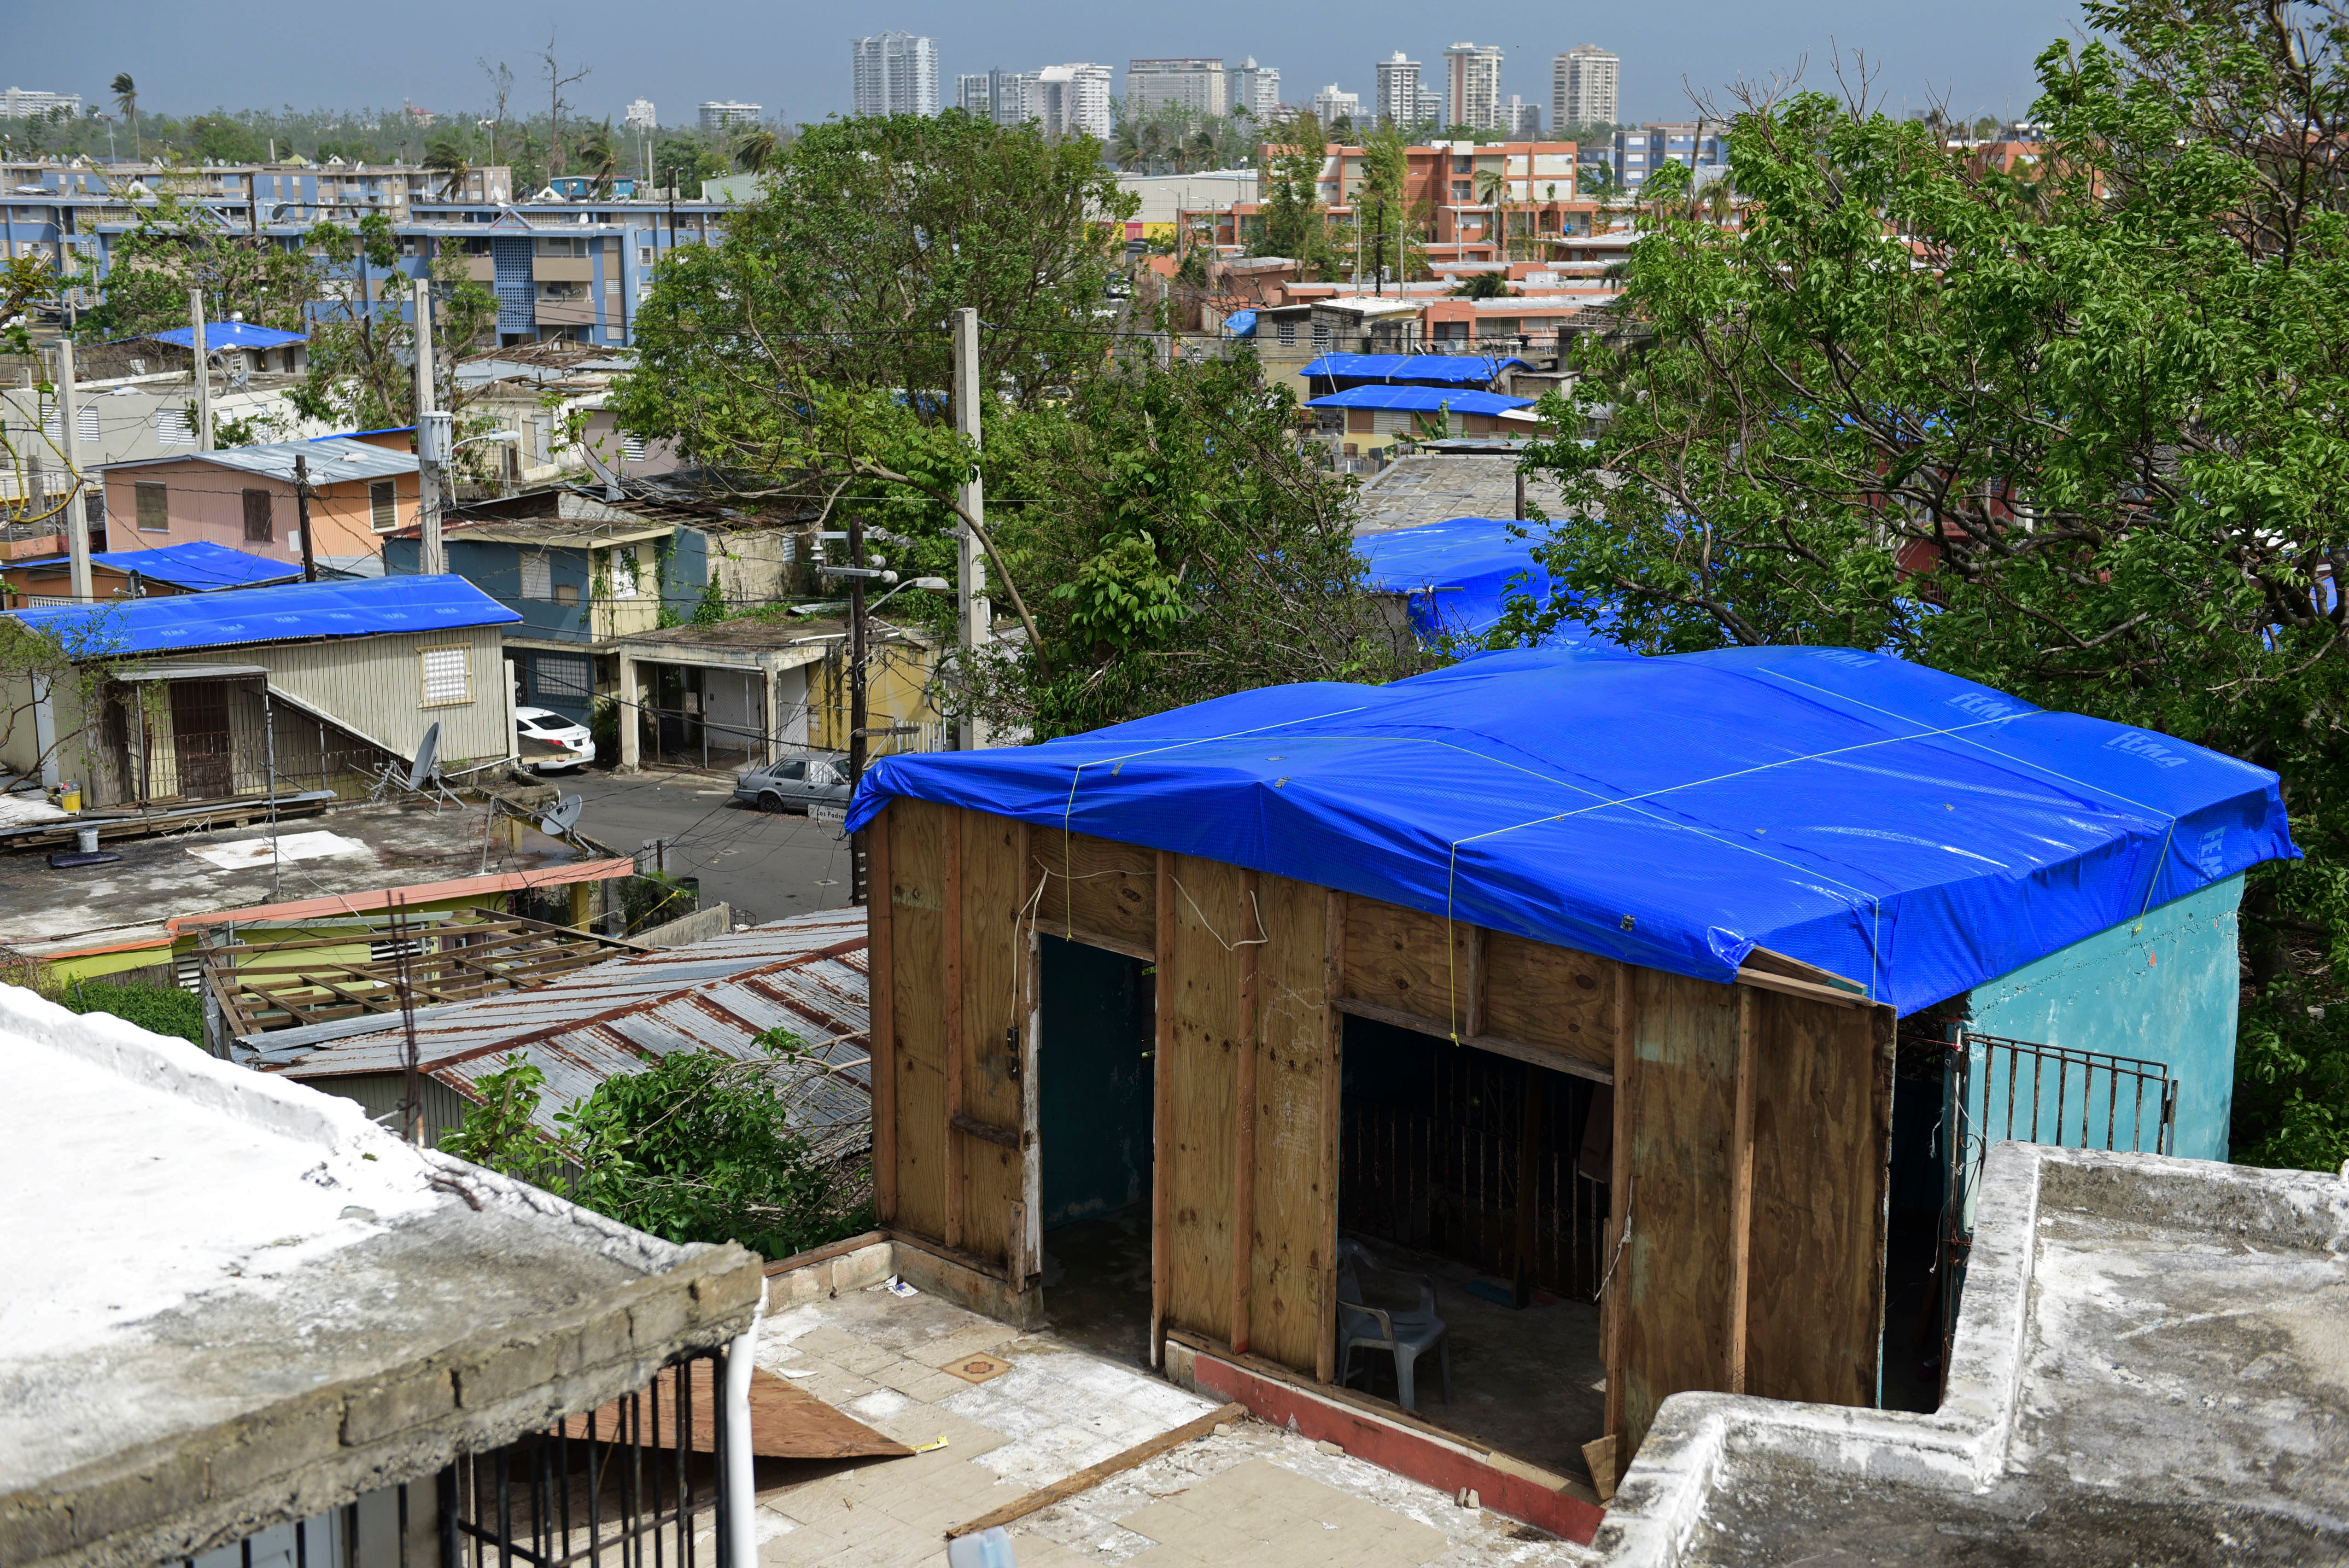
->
[407,721,440,791]
[537,792,584,839]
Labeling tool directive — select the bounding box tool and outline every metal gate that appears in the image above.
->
[1940,1031,2175,1372]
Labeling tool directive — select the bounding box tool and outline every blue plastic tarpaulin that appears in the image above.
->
[7,541,303,592]
[137,322,310,351]
[9,573,520,656]
[1305,385,1534,416]
[1224,309,1258,338]
[1357,517,1603,647]
[849,646,2297,1013]
[1301,353,1526,386]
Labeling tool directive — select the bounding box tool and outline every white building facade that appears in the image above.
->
[697,102,760,133]
[1127,59,1227,117]
[624,99,658,131]
[1309,84,1361,126]
[1034,64,1113,140]
[1443,42,1504,131]
[1553,44,1620,129]
[852,32,941,117]
[1374,54,1423,128]
[1226,59,1281,120]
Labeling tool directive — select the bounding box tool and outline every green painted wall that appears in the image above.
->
[1963,873,2244,1161]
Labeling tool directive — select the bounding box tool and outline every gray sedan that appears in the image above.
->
[734,753,853,815]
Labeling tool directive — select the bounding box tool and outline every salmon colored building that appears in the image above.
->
[100,437,418,576]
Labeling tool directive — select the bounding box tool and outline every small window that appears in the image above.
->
[520,553,553,600]
[155,407,195,448]
[610,548,639,600]
[533,653,592,700]
[1277,320,1297,345]
[420,646,470,706]
[369,480,397,532]
[135,481,169,532]
[241,488,274,542]
[621,434,647,462]
[638,245,654,265]
[78,406,98,443]
[554,583,580,606]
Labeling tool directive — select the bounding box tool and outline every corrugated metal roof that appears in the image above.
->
[262,908,872,1136]
[199,437,419,484]
[9,572,520,656]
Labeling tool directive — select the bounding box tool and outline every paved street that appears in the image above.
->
[562,769,858,928]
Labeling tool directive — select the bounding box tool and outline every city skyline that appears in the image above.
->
[12,0,2081,133]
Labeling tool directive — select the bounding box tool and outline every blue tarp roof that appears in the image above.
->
[6,541,302,592]
[9,573,520,657]
[1357,517,1600,647]
[1224,309,1257,338]
[137,322,310,351]
[848,647,2297,1013]
[1302,353,1526,386]
[1306,385,1535,416]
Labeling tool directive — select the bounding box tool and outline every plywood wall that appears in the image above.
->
[882,809,1895,1455]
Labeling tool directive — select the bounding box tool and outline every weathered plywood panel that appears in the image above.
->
[888,798,950,1242]
[958,809,1028,1271]
[1619,967,1740,1457]
[1344,898,1476,1032]
[1030,828,1158,954]
[1163,853,1246,1344]
[1744,989,1893,1408]
[1250,874,1334,1375]
[1482,932,1616,1070]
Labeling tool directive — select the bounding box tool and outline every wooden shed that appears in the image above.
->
[847,646,2295,1502]
[865,800,1893,1475]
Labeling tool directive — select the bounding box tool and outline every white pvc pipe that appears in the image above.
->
[723,1279,766,1568]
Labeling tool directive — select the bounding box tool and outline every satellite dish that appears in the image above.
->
[538,793,583,838]
[407,723,441,790]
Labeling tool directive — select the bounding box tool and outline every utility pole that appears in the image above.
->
[188,289,213,451]
[950,307,991,750]
[846,508,870,906]
[56,335,91,602]
[293,453,318,582]
[412,278,444,575]
[1374,201,1386,296]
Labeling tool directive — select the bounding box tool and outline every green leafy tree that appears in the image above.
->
[441,1041,870,1260]
[1358,122,1432,282]
[188,113,265,163]
[1513,1,2349,1169]
[1259,112,1334,271]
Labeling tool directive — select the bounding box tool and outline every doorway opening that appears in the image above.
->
[1034,933,1157,1368]
[1337,1013,1611,1481]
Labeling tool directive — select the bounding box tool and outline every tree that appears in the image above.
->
[538,32,590,179]
[1512,1,2349,1169]
[732,125,781,174]
[1259,111,1332,269]
[189,113,264,163]
[1475,165,1509,262]
[111,73,137,158]
[1358,122,1432,281]
[441,1038,870,1260]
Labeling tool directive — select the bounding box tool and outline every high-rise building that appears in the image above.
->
[851,33,941,118]
[1127,59,1227,118]
[624,99,658,132]
[956,74,991,116]
[1415,85,1443,125]
[1553,44,1620,130]
[992,70,1040,127]
[2,88,82,120]
[1033,64,1113,140]
[1226,58,1281,120]
[1374,53,1423,128]
[1309,84,1361,127]
[1443,43,1504,131]
[698,102,761,133]
[1611,122,1722,191]
[1504,95,1542,138]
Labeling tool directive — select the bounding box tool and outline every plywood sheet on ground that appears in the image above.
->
[559,1360,911,1460]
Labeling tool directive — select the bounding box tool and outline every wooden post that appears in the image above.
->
[1604,961,1636,1448]
[1513,1057,1542,1309]
[943,809,965,1252]
[1150,850,1175,1369]
[1461,923,1485,1040]
[1231,872,1260,1355]
[869,805,897,1224]
[1016,819,1038,1280]
[1316,888,1347,1385]
[1727,985,1758,1393]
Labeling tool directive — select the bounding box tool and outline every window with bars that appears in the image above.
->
[241,488,274,542]
[420,646,470,706]
[520,553,554,600]
[369,480,397,532]
[533,653,593,701]
[136,481,169,532]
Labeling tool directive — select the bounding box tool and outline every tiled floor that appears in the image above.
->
[750,1278,1595,1568]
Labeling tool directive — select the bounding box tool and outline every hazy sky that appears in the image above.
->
[25,0,2085,130]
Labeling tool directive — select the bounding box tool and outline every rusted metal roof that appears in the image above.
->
[257,907,870,1135]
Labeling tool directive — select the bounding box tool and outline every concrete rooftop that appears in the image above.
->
[0,986,761,1568]
[1596,1143,2349,1567]
[1354,454,1570,536]
[0,798,608,955]
[745,1256,1593,1567]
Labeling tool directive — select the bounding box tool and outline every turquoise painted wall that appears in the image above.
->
[1962,873,2244,1161]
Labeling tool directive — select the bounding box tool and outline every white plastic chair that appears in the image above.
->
[1336,1238,1450,1412]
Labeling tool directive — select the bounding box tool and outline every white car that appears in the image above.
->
[516,707,597,773]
